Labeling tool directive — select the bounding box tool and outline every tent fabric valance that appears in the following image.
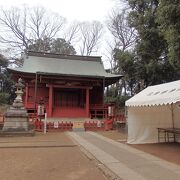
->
[126,80,180,107]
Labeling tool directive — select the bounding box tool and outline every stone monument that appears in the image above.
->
[1,78,34,136]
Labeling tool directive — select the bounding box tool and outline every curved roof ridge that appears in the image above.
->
[26,51,102,62]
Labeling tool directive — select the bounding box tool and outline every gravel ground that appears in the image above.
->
[0,132,107,180]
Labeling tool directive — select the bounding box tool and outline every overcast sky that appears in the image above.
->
[1,0,117,22]
[0,0,121,68]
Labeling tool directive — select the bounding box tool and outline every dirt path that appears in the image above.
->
[97,129,180,166]
[131,143,180,166]
[0,132,107,180]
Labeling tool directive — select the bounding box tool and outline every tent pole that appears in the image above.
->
[171,103,174,129]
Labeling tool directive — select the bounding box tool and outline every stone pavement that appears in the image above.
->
[67,131,180,180]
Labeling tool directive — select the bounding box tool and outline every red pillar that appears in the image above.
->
[25,83,28,107]
[48,85,53,117]
[86,88,89,117]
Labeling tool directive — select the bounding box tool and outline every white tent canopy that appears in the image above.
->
[126,80,180,107]
[126,80,180,144]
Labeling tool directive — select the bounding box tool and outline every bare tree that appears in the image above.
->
[106,8,137,96]
[63,21,80,44]
[0,5,65,50]
[79,21,103,56]
[107,9,137,51]
[103,39,116,71]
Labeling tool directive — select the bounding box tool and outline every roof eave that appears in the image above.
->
[8,68,105,79]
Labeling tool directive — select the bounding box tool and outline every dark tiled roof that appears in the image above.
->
[9,51,123,79]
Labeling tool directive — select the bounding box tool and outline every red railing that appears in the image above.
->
[0,111,126,132]
[84,121,104,131]
[0,114,4,122]
[112,114,126,128]
[113,114,126,122]
[84,119,114,131]
[33,120,73,132]
[90,104,109,119]
[0,114,4,130]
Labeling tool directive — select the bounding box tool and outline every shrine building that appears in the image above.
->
[8,51,122,119]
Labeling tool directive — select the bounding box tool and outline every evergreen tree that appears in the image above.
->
[156,0,180,72]
[113,49,137,95]
[28,37,76,55]
[126,0,179,88]
[0,54,14,104]
[51,38,76,55]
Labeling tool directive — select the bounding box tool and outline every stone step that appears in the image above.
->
[43,117,101,123]
[0,130,35,137]
[72,121,85,132]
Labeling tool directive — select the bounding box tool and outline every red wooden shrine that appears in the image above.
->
[9,51,122,118]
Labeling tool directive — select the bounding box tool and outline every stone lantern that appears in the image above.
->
[1,78,34,136]
[12,78,25,108]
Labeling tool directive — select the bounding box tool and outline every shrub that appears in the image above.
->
[104,95,131,112]
[0,92,10,105]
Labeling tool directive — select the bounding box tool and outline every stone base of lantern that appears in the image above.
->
[0,78,35,137]
[1,107,35,136]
